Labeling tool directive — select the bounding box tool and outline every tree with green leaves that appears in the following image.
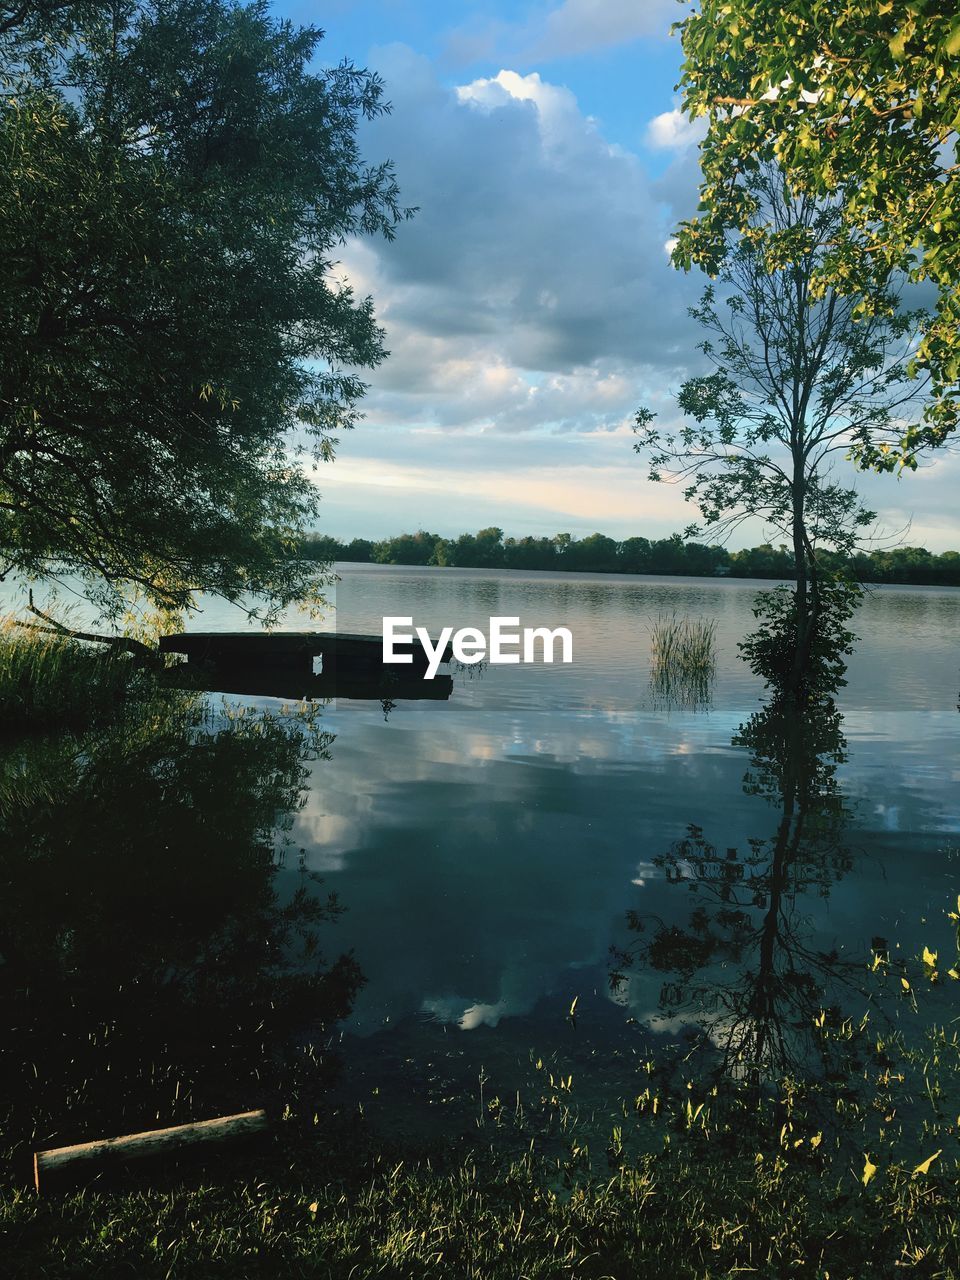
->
[0,0,410,622]
[674,0,960,467]
[635,169,925,684]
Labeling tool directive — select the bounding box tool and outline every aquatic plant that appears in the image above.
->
[649,613,717,709]
[0,617,141,731]
[650,613,718,676]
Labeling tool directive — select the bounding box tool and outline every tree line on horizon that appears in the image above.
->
[298,527,960,587]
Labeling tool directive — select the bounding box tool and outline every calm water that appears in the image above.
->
[3,566,959,1142]
[310,571,958,1010]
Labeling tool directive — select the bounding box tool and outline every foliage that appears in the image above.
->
[636,169,923,684]
[739,577,862,699]
[300,527,960,584]
[375,529,448,566]
[437,526,508,568]
[2,1039,960,1277]
[674,0,960,465]
[0,616,143,730]
[0,0,410,622]
[636,169,923,575]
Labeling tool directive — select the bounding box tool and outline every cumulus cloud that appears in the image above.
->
[318,49,957,552]
[342,47,703,443]
[646,107,707,152]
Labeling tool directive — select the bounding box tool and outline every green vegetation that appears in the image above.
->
[0,618,142,732]
[2,1004,960,1278]
[649,613,717,709]
[635,165,925,689]
[2,590,957,1278]
[300,526,960,585]
[0,0,408,622]
[650,614,717,674]
[675,0,960,466]
[3,0,960,1271]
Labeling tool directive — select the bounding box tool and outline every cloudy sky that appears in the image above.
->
[278,0,960,552]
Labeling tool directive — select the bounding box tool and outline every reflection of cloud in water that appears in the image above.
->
[292,811,354,871]
[422,998,512,1030]
[297,737,771,1036]
[286,569,960,1041]
[296,721,956,1039]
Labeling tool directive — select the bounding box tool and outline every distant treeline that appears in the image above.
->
[299,527,960,587]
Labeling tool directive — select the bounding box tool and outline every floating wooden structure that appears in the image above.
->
[178,667,454,702]
[33,1109,268,1192]
[159,630,452,676]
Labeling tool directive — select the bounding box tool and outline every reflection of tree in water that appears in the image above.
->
[615,584,865,1079]
[0,691,361,1160]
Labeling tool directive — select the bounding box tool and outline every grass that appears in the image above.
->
[649,613,718,709]
[1,1092,958,1278]
[0,617,144,731]
[650,613,718,676]
[3,997,960,1278]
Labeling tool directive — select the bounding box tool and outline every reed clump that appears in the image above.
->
[649,613,717,709]
[650,613,718,676]
[0,617,140,731]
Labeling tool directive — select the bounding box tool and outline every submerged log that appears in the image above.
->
[33,1109,268,1192]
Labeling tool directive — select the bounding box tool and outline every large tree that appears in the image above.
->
[674,0,960,468]
[0,0,409,621]
[635,169,925,682]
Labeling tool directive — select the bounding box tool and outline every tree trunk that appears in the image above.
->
[789,479,813,699]
[14,595,162,667]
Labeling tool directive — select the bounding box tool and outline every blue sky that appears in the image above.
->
[274,0,960,552]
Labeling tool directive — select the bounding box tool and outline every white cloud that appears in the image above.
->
[532,0,676,58]
[348,45,701,407]
[646,107,707,153]
[446,0,677,64]
[307,45,716,537]
[320,46,960,551]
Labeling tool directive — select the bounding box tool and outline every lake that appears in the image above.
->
[3,565,959,1144]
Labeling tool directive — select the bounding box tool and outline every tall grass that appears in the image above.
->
[649,613,717,709]
[0,617,141,731]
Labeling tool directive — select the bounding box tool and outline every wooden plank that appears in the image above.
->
[159,633,320,658]
[159,631,453,665]
[33,1109,268,1192]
